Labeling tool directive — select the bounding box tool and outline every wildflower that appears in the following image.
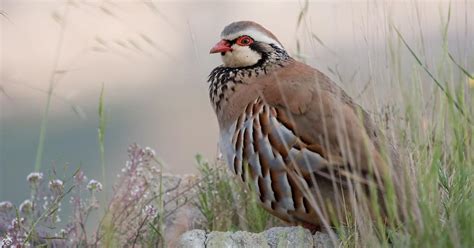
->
[1,236,13,247]
[131,185,144,198]
[10,217,25,229]
[87,179,103,192]
[0,201,13,212]
[26,172,43,185]
[143,204,157,218]
[469,77,474,88]
[73,170,87,184]
[49,179,64,194]
[144,147,156,158]
[19,200,32,214]
[59,228,67,237]
[127,143,137,154]
[90,198,100,209]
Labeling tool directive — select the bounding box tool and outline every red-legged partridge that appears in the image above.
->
[208,21,405,230]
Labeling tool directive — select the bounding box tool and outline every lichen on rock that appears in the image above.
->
[178,226,337,248]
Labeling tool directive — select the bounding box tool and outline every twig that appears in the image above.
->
[132,215,149,248]
[23,186,75,245]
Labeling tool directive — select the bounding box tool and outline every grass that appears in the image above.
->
[98,83,107,199]
[33,2,71,172]
[195,155,280,233]
[386,6,473,246]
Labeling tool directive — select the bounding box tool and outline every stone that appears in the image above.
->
[177,227,338,248]
[177,229,206,248]
[265,226,313,248]
[313,231,335,248]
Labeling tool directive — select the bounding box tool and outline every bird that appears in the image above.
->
[207,21,408,231]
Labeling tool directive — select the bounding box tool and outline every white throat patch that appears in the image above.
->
[221,45,262,68]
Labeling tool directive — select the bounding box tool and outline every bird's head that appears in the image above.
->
[210,21,285,68]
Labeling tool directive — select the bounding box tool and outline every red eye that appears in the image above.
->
[236,36,254,46]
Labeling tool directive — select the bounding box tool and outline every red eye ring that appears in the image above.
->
[236,36,254,46]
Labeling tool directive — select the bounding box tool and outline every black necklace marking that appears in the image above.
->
[208,44,290,112]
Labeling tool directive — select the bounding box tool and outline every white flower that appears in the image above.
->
[10,217,25,228]
[19,200,32,214]
[145,147,156,157]
[26,172,43,185]
[0,201,13,212]
[87,179,103,192]
[143,204,157,218]
[1,236,13,247]
[131,184,144,198]
[125,161,131,170]
[49,179,64,194]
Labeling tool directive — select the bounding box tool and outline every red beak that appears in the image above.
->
[210,40,232,54]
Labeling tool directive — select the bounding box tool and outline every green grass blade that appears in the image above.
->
[393,26,471,124]
[98,83,107,195]
[448,52,474,79]
[33,4,70,171]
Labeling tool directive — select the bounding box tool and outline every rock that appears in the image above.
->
[313,231,334,248]
[265,227,313,248]
[155,173,337,248]
[178,229,206,248]
[178,227,338,248]
[206,230,269,248]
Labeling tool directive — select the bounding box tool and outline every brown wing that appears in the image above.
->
[258,60,394,191]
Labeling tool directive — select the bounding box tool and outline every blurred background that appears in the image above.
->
[1,0,472,203]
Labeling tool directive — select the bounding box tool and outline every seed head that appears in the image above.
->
[49,179,64,194]
[0,201,13,212]
[87,179,103,192]
[19,200,33,214]
[26,172,44,185]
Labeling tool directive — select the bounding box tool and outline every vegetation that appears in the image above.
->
[195,155,280,233]
[0,144,170,247]
[1,1,473,247]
